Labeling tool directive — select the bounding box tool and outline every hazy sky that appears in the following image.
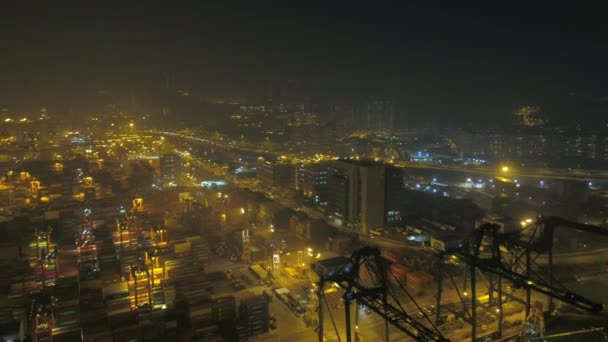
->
[1,3,607,124]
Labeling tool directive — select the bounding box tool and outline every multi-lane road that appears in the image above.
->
[398,161,608,182]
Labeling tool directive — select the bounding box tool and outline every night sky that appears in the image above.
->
[1,3,607,125]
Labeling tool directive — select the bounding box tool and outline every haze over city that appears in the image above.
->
[2,3,608,125]
[0,3,608,342]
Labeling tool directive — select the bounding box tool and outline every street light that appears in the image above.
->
[501,166,509,172]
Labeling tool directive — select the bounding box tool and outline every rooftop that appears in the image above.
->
[333,158,386,168]
[313,256,350,278]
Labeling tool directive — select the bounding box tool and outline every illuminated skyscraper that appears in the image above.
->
[326,160,404,233]
[296,164,329,206]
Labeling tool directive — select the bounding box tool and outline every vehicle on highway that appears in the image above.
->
[477,294,507,305]
[369,229,383,236]
[249,264,269,285]
[231,281,244,290]
[417,308,432,318]
[359,304,371,314]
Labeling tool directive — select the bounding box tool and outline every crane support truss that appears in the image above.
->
[434,217,605,341]
[313,247,448,342]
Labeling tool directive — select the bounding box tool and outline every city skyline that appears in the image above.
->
[1,4,608,341]
[2,3,608,126]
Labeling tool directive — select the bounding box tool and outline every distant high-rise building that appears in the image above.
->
[564,134,584,158]
[514,106,546,127]
[296,164,329,206]
[327,171,350,220]
[326,160,404,233]
[358,163,387,232]
[327,98,396,137]
[585,133,600,159]
[257,161,295,189]
[361,98,395,131]
[159,153,181,184]
[328,100,356,139]
[384,165,405,224]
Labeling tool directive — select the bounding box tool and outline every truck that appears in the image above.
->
[274,287,290,305]
[477,294,507,305]
[369,229,383,237]
[249,264,269,284]
[274,288,305,316]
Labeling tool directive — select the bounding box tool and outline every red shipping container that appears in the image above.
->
[382,251,399,264]
[390,263,409,286]
[406,272,424,295]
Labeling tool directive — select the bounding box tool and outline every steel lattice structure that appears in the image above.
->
[314,246,448,342]
[434,216,606,341]
[313,217,606,341]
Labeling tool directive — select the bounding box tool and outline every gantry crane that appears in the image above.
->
[434,217,606,341]
[313,216,606,342]
[313,246,448,342]
[77,207,99,277]
[34,225,58,286]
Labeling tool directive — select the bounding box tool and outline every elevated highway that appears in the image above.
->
[154,130,608,183]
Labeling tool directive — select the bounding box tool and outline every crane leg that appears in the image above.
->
[498,275,503,337]
[318,279,324,342]
[384,291,389,342]
[345,298,351,342]
[526,251,531,316]
[435,261,443,326]
[471,266,477,342]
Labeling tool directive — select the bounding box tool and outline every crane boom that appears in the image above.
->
[314,247,448,342]
[454,252,603,313]
[541,326,607,339]
[341,283,445,341]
